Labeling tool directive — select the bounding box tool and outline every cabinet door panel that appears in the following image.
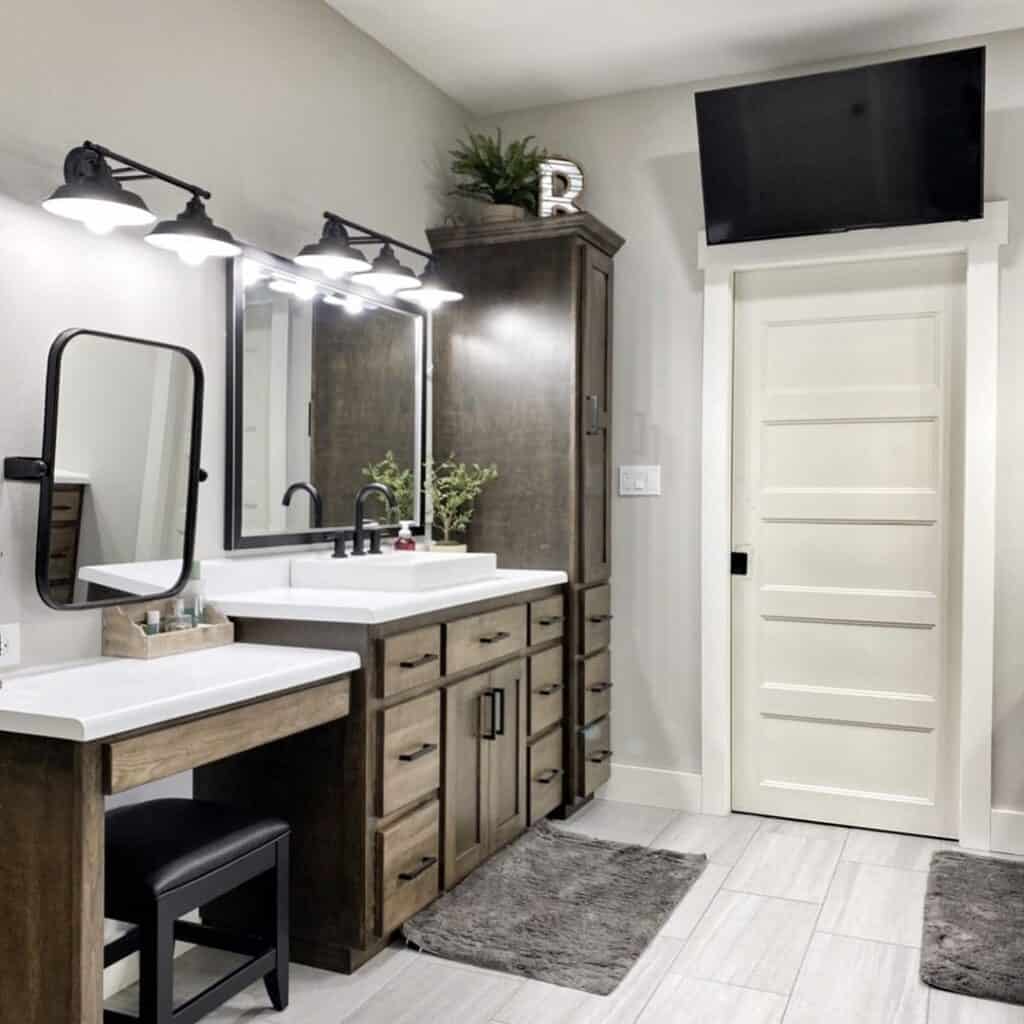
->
[443,672,491,889]
[489,659,528,852]
[579,244,613,584]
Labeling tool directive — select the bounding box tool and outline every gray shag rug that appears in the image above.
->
[922,850,1024,1004]
[402,820,706,995]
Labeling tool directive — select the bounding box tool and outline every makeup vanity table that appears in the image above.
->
[0,643,357,1024]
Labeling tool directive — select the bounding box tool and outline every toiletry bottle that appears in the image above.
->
[165,598,192,632]
[182,560,205,625]
[394,521,416,551]
[144,609,161,636]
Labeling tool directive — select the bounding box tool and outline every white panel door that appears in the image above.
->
[732,256,964,837]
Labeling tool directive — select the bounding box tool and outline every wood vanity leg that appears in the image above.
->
[0,733,104,1024]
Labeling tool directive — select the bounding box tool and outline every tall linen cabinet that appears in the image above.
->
[428,213,624,812]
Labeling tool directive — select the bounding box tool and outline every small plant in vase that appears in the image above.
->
[450,129,547,223]
[427,455,498,551]
[361,451,415,524]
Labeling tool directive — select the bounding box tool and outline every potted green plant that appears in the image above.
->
[450,129,547,223]
[361,451,415,524]
[427,454,498,551]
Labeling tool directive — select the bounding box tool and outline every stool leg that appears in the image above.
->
[139,903,175,1024]
[264,836,290,1011]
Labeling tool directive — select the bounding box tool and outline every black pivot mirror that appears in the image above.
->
[4,329,204,609]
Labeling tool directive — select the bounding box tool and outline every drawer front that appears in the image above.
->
[582,651,612,725]
[380,625,443,699]
[581,585,612,655]
[379,692,441,817]
[51,485,82,524]
[581,716,612,796]
[529,595,565,646]
[446,604,527,675]
[48,525,78,581]
[529,647,564,736]
[377,799,440,934]
[529,727,564,824]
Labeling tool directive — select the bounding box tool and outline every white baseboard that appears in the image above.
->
[597,763,702,812]
[990,808,1024,856]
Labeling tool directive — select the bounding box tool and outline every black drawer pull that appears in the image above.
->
[536,768,563,784]
[53,504,74,512]
[51,550,71,559]
[479,630,511,645]
[399,652,439,670]
[588,749,613,764]
[587,682,613,693]
[482,689,498,741]
[398,855,438,882]
[398,742,438,763]
[588,614,614,624]
[535,684,562,696]
[536,616,563,627]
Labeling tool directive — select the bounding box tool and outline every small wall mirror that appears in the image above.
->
[225,252,427,550]
[6,330,204,609]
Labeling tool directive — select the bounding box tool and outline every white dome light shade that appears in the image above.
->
[351,243,421,296]
[398,257,463,310]
[324,293,365,315]
[144,196,241,266]
[295,219,371,278]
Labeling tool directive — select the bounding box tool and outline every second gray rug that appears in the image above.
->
[402,821,706,995]
[922,850,1024,1005]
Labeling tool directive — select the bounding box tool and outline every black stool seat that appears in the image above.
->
[106,798,289,920]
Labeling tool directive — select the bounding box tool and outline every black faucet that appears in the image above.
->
[282,481,323,528]
[351,483,397,557]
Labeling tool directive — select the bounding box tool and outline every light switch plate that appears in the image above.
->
[618,465,662,496]
[0,623,21,669]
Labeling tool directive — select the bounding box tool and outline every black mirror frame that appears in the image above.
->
[5,328,205,611]
[224,247,429,551]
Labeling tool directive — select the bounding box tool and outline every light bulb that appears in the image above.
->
[242,260,267,288]
[324,294,365,314]
[292,280,317,301]
[84,218,117,236]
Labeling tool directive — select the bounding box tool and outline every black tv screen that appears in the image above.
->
[695,48,985,245]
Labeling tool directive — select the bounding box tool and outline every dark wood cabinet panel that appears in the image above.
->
[489,658,527,851]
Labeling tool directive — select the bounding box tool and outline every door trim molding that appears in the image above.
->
[698,202,1009,849]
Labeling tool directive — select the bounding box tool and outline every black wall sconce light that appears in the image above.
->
[43,141,240,266]
[296,212,463,309]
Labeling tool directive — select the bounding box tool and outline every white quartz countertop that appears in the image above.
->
[215,569,569,624]
[0,643,360,741]
[79,559,181,596]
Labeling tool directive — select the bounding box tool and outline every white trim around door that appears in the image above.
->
[698,202,1009,851]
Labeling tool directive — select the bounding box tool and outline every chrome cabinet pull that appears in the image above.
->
[399,652,439,670]
[398,855,438,882]
[398,742,438,763]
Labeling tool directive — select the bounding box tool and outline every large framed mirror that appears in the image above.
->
[225,250,428,550]
[4,329,204,609]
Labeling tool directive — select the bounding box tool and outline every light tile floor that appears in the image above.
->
[105,799,1024,1023]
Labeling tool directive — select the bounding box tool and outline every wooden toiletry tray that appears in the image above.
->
[102,600,235,659]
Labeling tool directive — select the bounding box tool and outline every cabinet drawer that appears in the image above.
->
[582,651,612,725]
[529,647,563,736]
[580,716,612,796]
[51,485,82,524]
[379,692,441,817]
[48,525,78,581]
[377,799,440,934]
[580,585,612,655]
[446,604,527,675]
[529,595,565,645]
[529,728,564,824]
[380,625,443,699]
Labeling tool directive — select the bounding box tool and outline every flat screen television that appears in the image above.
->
[695,47,985,245]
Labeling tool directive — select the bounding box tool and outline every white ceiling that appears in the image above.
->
[327,0,1024,115]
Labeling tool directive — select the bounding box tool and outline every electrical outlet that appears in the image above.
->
[0,623,22,669]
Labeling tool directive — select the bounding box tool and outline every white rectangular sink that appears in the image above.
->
[291,551,498,592]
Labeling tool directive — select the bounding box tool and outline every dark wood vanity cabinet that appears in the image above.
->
[429,213,624,809]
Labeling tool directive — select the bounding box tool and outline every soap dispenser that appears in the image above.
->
[394,521,416,551]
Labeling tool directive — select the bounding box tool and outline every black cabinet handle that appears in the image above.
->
[585,394,602,435]
[398,856,438,882]
[587,682,613,693]
[494,687,506,736]
[536,616,563,627]
[398,742,438,763]
[479,631,511,645]
[482,689,498,741]
[535,684,562,696]
[399,652,439,670]
[588,749,613,764]
[535,768,563,784]
[588,614,614,624]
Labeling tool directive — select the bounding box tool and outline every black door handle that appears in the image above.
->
[585,394,602,435]
[479,631,511,645]
[482,689,498,740]
[731,551,749,576]
[399,652,439,670]
[494,687,506,736]
[398,856,438,882]
[398,742,438,763]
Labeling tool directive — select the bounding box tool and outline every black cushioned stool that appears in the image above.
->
[103,798,290,1024]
